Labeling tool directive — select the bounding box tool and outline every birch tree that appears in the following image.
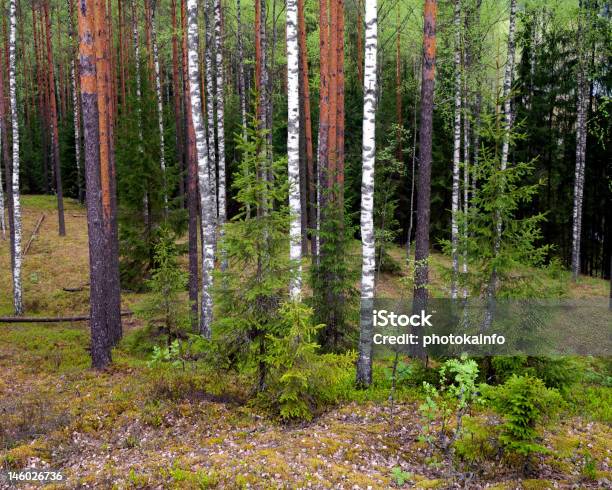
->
[186,0,215,338]
[287,0,301,299]
[356,0,377,387]
[9,0,22,315]
[68,0,82,203]
[214,0,227,269]
[204,0,217,194]
[450,0,462,300]
[571,0,588,281]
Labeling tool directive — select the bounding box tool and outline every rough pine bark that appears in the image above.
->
[356,0,377,387]
[43,1,66,236]
[8,0,22,315]
[450,0,461,300]
[297,0,314,255]
[171,0,184,203]
[316,0,329,261]
[412,0,438,360]
[287,0,301,299]
[236,0,247,139]
[186,0,215,338]
[77,0,111,367]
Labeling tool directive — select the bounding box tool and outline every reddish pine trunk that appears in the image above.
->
[412,0,438,360]
[43,1,66,236]
[77,0,111,368]
[171,0,185,203]
[94,0,122,347]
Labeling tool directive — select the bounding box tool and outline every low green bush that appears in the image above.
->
[482,375,562,461]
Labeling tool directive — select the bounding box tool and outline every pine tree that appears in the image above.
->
[412,0,438,360]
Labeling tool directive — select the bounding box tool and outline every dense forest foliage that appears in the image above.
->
[0,0,610,487]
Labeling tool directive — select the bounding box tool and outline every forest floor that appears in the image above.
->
[0,196,611,489]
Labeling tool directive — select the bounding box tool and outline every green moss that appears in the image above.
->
[522,479,554,489]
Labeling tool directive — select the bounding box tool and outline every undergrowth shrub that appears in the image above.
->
[418,356,481,455]
[490,356,579,392]
[482,375,562,465]
[261,301,356,421]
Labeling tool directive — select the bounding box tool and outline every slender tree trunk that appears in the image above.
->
[298,0,314,256]
[171,0,184,205]
[214,0,227,270]
[149,0,168,215]
[395,1,401,160]
[43,1,66,236]
[316,0,330,262]
[356,0,377,387]
[356,0,363,86]
[572,0,588,282]
[0,124,5,239]
[287,0,301,299]
[450,0,461,300]
[204,0,217,202]
[8,0,22,315]
[406,57,419,267]
[182,0,199,329]
[0,41,14,259]
[186,0,215,338]
[236,0,247,139]
[69,0,83,203]
[336,0,345,211]
[412,0,438,360]
[485,0,517,329]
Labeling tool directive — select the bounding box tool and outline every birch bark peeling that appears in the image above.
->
[186,0,215,338]
[450,0,461,300]
[356,0,377,387]
[9,0,23,315]
[287,0,302,299]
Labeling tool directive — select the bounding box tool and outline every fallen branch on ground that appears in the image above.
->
[23,214,45,256]
[0,311,133,323]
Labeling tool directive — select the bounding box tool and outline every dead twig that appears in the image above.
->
[23,214,45,256]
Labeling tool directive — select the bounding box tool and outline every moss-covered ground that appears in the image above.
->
[1,196,610,489]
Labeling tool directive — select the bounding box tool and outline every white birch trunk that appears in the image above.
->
[71,61,82,203]
[356,0,377,387]
[287,0,301,299]
[571,3,588,281]
[462,89,470,299]
[214,0,227,270]
[450,0,462,301]
[0,124,5,239]
[187,0,215,338]
[9,0,22,315]
[151,3,168,215]
[204,0,217,215]
[132,1,147,226]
